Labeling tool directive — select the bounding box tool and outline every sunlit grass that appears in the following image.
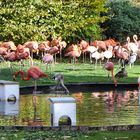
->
[0,58,140,86]
[0,130,140,140]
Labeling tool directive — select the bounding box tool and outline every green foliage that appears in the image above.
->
[0,0,108,44]
[102,0,140,43]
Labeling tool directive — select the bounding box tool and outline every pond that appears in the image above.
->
[0,87,139,127]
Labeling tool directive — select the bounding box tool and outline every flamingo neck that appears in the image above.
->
[133,35,138,44]
[111,70,117,87]
[15,70,30,81]
[41,73,50,79]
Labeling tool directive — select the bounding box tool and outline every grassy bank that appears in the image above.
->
[0,59,140,86]
[0,129,140,140]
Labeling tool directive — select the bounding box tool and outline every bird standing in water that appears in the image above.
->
[104,61,117,86]
[13,66,49,95]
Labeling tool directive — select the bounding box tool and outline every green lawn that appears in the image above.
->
[0,130,140,140]
[0,59,140,86]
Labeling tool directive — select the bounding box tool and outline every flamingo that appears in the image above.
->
[13,66,49,95]
[84,45,98,63]
[4,51,18,73]
[0,41,16,51]
[103,46,113,62]
[38,41,51,58]
[92,40,107,52]
[42,53,54,71]
[126,36,138,53]
[16,44,33,67]
[91,51,104,68]
[23,41,39,59]
[59,40,67,62]
[114,44,129,68]
[128,52,137,68]
[79,40,89,62]
[65,44,81,64]
[104,61,117,86]
[48,46,59,63]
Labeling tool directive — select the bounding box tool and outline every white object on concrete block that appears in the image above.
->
[0,80,19,101]
[0,100,19,115]
[49,97,76,126]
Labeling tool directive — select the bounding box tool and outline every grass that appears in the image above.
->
[0,58,140,87]
[0,130,140,140]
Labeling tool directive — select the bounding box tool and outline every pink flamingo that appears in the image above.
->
[65,44,81,64]
[104,61,117,86]
[13,66,49,95]
[42,53,54,71]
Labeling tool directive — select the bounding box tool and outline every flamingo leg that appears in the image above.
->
[60,48,62,62]
[90,53,92,64]
[95,59,97,69]
[33,98,37,121]
[54,54,56,64]
[33,80,37,95]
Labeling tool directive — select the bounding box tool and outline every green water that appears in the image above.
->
[0,89,139,126]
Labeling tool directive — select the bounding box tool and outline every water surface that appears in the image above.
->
[0,89,139,126]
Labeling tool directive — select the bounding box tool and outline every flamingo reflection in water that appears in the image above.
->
[91,90,138,113]
[72,92,83,103]
[22,96,47,126]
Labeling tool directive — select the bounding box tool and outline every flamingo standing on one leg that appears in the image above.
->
[13,66,49,95]
[104,61,117,86]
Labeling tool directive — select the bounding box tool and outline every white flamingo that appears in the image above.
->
[91,51,104,69]
[103,46,113,62]
[84,45,98,63]
[126,36,138,53]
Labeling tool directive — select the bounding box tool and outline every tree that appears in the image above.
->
[0,0,108,44]
[102,0,140,43]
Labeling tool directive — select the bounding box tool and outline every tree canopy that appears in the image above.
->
[0,0,108,44]
[102,0,140,43]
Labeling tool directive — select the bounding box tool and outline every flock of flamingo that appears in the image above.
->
[0,34,140,93]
